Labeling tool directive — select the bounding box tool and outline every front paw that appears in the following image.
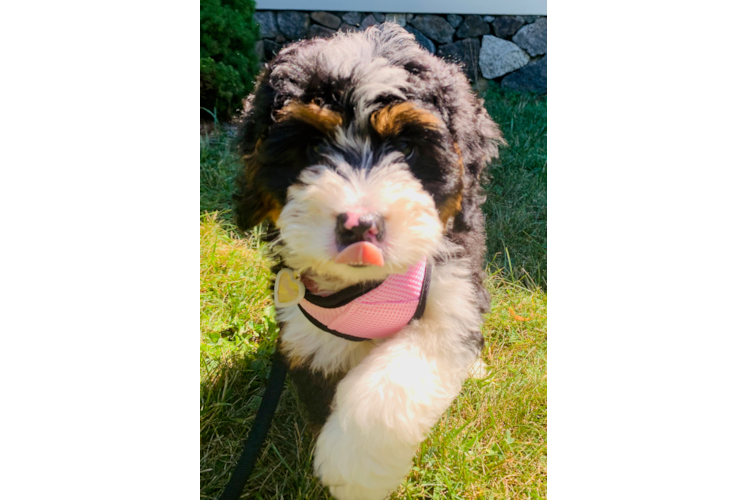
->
[314,413,415,500]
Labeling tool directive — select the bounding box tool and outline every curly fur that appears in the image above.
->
[234,23,503,500]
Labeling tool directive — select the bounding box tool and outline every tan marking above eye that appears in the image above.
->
[276,102,343,134]
[370,102,442,137]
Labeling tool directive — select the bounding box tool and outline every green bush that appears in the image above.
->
[200,0,260,121]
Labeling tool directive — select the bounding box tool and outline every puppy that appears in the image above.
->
[235,23,504,500]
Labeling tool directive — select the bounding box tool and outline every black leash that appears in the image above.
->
[218,347,288,500]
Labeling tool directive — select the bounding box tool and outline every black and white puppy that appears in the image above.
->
[235,23,504,500]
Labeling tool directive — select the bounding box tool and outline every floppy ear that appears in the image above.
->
[233,72,280,231]
[234,147,281,231]
[439,65,506,233]
[453,98,505,233]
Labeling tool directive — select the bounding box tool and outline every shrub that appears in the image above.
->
[200,0,260,121]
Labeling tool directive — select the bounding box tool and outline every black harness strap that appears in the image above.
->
[302,278,384,308]
[412,262,432,321]
[218,347,288,500]
[297,306,369,342]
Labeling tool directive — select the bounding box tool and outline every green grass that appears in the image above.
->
[482,88,547,288]
[200,129,242,218]
[200,85,547,499]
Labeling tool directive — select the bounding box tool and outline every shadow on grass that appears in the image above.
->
[481,86,547,289]
[200,339,333,500]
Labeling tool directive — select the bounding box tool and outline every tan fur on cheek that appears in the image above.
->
[268,206,281,223]
[439,194,462,225]
[437,143,466,225]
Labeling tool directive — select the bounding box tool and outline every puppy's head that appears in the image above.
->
[236,23,503,284]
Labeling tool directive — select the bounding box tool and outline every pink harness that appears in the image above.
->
[298,259,432,341]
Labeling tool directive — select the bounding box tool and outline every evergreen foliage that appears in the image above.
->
[200,0,259,121]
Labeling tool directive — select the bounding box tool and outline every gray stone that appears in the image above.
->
[254,39,265,62]
[523,15,543,24]
[311,11,341,29]
[385,13,407,27]
[456,15,490,38]
[483,16,495,22]
[339,23,358,33]
[491,16,525,39]
[372,12,385,23]
[254,11,279,39]
[308,24,335,39]
[501,55,546,93]
[359,14,379,30]
[263,40,282,61]
[277,11,310,40]
[405,26,435,54]
[512,18,547,56]
[342,12,362,25]
[410,15,455,44]
[438,38,481,81]
[479,35,530,79]
[446,14,463,29]
[406,13,414,23]
[275,34,286,43]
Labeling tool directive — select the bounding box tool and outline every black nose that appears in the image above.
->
[335,212,385,247]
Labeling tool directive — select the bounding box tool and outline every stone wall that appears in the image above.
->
[253,11,547,93]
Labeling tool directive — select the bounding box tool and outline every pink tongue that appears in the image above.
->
[334,241,385,267]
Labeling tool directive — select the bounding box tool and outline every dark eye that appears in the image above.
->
[396,140,416,160]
